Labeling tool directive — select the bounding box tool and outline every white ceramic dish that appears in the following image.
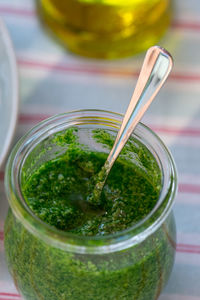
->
[0,18,18,168]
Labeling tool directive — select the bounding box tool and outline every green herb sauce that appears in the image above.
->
[21,128,161,235]
[4,127,176,300]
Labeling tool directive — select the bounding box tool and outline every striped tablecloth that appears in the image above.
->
[1,0,200,299]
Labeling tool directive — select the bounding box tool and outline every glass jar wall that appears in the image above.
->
[4,110,177,300]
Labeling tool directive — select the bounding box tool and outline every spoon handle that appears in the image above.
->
[107,46,173,168]
[89,46,173,205]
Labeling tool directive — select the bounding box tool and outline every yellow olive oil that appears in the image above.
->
[37,0,172,58]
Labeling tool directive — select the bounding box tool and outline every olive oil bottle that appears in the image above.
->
[37,0,172,58]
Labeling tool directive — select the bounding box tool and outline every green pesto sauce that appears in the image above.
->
[21,128,162,236]
[4,127,176,300]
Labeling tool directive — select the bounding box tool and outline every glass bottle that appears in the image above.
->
[37,0,172,58]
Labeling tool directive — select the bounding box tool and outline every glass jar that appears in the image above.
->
[36,0,172,59]
[4,110,177,300]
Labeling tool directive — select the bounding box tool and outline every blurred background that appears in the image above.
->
[0,0,200,299]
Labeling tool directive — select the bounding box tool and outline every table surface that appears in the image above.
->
[0,0,200,299]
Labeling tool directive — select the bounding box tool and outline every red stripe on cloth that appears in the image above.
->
[0,298,21,300]
[17,58,140,78]
[0,232,4,240]
[172,20,200,31]
[178,183,200,194]
[17,58,200,82]
[18,113,200,137]
[0,292,20,298]
[150,125,200,137]
[0,172,4,181]
[170,72,200,82]
[0,298,22,300]
[0,6,35,17]
[176,243,200,254]
[0,4,200,34]
[19,113,50,123]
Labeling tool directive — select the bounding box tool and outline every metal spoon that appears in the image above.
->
[88,46,173,205]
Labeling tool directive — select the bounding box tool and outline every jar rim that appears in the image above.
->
[5,109,177,254]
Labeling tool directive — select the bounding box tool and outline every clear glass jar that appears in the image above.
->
[4,110,177,300]
[36,0,172,59]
